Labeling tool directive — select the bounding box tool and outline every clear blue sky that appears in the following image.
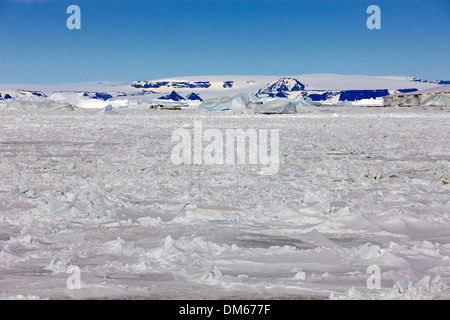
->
[0,0,449,84]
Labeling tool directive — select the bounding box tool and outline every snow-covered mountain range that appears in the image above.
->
[0,74,448,107]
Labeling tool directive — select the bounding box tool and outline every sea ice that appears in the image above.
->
[0,106,449,300]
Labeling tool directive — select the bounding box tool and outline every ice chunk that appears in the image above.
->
[104,237,135,257]
[3,244,19,257]
[136,216,162,227]
[49,194,71,215]
[185,204,245,221]
[294,270,306,280]
[87,193,112,217]
[390,275,447,299]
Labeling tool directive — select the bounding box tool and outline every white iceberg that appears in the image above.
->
[110,99,129,108]
[6,99,74,110]
[351,97,385,106]
[198,94,299,114]
[76,98,111,109]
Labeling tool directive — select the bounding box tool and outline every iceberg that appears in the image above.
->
[110,99,129,108]
[383,85,450,107]
[248,98,297,114]
[76,98,111,109]
[6,98,74,110]
[198,93,250,112]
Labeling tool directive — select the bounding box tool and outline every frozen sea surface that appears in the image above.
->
[0,106,449,299]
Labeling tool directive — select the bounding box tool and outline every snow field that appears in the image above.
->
[0,106,449,299]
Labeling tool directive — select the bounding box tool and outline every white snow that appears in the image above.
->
[1,106,449,299]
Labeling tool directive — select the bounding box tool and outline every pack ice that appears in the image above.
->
[0,90,450,300]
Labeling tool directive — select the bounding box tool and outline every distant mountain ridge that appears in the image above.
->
[132,80,212,89]
[158,91,186,101]
[1,74,449,104]
[411,78,450,85]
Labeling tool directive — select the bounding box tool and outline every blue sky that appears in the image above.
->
[0,0,449,84]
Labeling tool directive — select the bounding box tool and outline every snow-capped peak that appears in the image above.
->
[256,77,306,97]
